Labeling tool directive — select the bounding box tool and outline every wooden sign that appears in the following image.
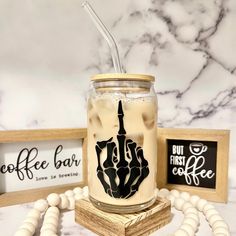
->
[157,128,230,203]
[0,128,87,206]
[167,139,217,189]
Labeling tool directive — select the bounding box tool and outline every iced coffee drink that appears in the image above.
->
[87,74,157,213]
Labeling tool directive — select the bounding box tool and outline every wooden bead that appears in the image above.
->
[40,233,57,236]
[171,189,180,198]
[47,193,60,207]
[174,198,185,211]
[205,209,219,219]
[180,223,195,236]
[182,202,193,212]
[73,187,83,194]
[40,229,57,236]
[68,196,75,210]
[34,199,48,212]
[14,228,32,236]
[196,199,208,211]
[180,192,190,202]
[27,209,41,219]
[44,212,59,220]
[75,193,84,201]
[212,220,229,231]
[190,195,200,207]
[185,213,199,223]
[213,227,230,235]
[209,214,223,226]
[184,207,198,215]
[47,206,60,215]
[214,234,229,236]
[65,190,74,197]
[182,217,199,230]
[167,194,175,206]
[156,191,166,198]
[58,194,69,209]
[41,223,57,233]
[83,186,88,193]
[174,229,188,236]
[40,234,57,236]
[19,222,35,234]
[43,218,58,227]
[203,203,215,215]
[159,188,170,198]
[24,217,38,227]
[83,191,89,197]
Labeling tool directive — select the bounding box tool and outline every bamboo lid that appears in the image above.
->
[90,73,155,82]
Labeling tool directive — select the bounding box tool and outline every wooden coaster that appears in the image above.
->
[75,197,171,236]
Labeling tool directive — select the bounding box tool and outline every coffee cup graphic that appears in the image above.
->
[189,142,207,155]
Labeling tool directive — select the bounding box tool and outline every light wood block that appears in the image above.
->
[75,197,171,236]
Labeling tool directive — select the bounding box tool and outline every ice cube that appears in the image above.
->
[142,113,155,129]
[96,99,114,111]
[90,113,102,128]
[87,99,93,111]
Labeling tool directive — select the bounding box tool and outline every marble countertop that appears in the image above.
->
[0,189,235,236]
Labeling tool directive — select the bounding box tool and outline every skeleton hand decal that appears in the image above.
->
[95,101,149,199]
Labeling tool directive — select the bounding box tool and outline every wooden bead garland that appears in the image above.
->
[14,187,230,236]
[156,188,230,236]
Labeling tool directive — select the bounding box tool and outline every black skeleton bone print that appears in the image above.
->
[95,100,149,199]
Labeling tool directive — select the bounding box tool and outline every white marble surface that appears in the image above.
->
[0,0,236,235]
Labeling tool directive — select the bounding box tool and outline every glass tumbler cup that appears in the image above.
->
[87,73,157,213]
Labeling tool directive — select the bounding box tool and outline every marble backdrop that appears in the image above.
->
[0,0,235,188]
